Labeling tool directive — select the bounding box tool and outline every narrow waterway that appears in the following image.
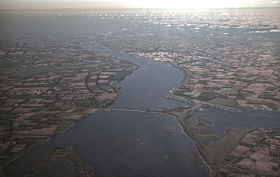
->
[191,108,280,137]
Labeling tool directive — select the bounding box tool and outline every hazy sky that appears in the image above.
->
[0,0,279,9]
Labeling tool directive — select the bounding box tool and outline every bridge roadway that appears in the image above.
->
[102,108,161,114]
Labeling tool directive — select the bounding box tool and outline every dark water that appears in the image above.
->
[4,50,209,177]
[3,19,208,176]
[5,110,209,177]
[83,42,189,110]
[2,11,280,177]
[59,111,207,177]
[191,108,280,137]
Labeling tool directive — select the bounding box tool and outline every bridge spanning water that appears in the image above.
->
[4,26,209,177]
[4,15,280,177]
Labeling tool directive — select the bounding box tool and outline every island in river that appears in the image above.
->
[0,8,280,177]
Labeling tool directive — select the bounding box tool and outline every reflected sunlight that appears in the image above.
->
[135,0,249,8]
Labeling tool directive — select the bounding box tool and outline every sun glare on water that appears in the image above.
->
[135,0,246,8]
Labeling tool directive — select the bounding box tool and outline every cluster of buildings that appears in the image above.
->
[140,45,280,111]
[99,13,280,177]
[100,9,280,111]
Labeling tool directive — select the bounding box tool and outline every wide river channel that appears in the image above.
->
[4,40,210,177]
[2,14,280,177]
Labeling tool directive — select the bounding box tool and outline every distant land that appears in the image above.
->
[0,0,279,9]
[0,7,279,177]
[0,1,137,10]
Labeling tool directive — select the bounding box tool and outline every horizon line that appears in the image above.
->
[1,6,280,10]
[0,1,279,10]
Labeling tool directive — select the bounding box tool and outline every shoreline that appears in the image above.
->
[159,110,213,175]
[142,55,280,113]
[1,52,139,170]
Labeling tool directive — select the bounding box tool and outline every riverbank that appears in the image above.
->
[0,48,138,168]
[162,104,280,177]
[160,106,214,173]
[3,38,209,177]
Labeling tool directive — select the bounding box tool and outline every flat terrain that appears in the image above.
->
[0,8,279,177]
[0,38,138,166]
[97,8,280,176]
[163,107,280,177]
[100,8,280,111]
[24,146,95,177]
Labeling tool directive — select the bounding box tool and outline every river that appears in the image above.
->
[3,14,280,177]
[4,39,209,177]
